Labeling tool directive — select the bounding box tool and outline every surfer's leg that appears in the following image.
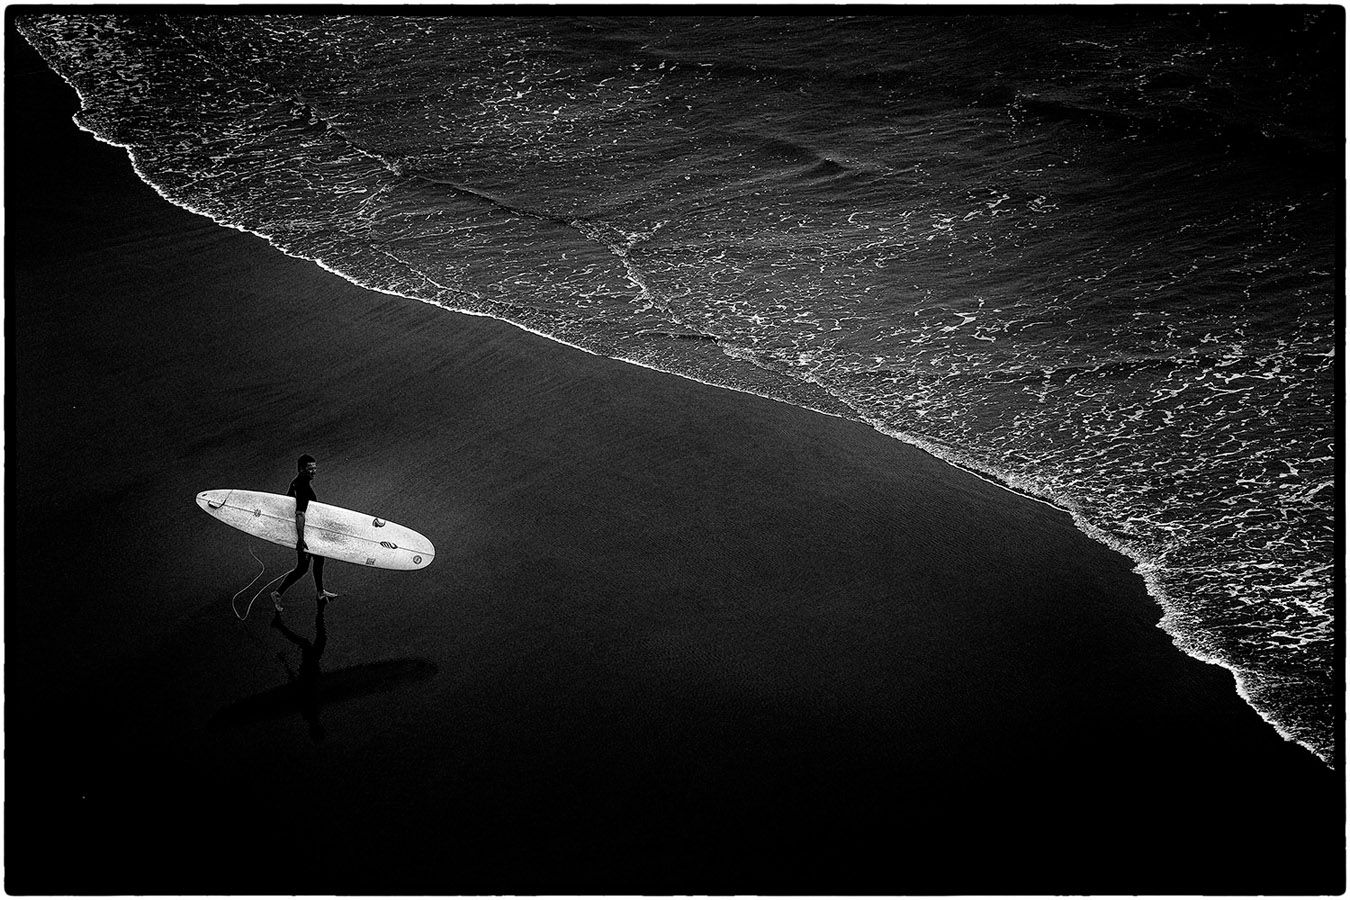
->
[276,547,311,597]
[311,556,339,601]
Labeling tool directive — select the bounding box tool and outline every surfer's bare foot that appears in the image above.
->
[271,590,284,612]
[317,590,339,602]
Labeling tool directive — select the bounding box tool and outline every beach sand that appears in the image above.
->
[6,30,1342,894]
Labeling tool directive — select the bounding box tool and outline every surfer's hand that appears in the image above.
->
[297,540,308,553]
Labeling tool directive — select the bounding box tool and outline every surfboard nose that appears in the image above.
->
[196,489,231,512]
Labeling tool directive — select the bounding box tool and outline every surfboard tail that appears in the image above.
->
[196,489,231,511]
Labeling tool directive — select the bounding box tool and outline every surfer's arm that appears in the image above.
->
[295,508,308,552]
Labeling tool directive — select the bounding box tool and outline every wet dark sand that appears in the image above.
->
[5,29,1343,895]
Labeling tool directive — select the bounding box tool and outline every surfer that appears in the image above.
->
[271,454,339,611]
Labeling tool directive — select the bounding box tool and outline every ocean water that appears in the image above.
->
[18,11,1340,765]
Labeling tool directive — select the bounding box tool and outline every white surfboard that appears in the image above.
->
[196,489,434,571]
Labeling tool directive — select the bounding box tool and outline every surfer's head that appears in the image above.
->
[297,454,317,479]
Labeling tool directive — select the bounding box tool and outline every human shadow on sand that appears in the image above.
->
[210,599,438,741]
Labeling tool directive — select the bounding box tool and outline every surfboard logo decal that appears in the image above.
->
[413,556,422,565]
[253,509,261,517]
[373,518,385,527]
[380,541,398,549]
[366,557,376,566]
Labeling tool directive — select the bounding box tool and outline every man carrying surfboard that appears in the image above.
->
[271,454,339,612]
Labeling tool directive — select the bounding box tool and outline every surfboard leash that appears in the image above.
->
[231,544,287,621]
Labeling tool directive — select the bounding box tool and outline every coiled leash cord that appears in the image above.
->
[231,545,288,621]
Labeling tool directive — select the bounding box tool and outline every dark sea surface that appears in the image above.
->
[18,10,1342,764]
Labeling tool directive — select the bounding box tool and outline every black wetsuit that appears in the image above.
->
[276,473,324,596]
